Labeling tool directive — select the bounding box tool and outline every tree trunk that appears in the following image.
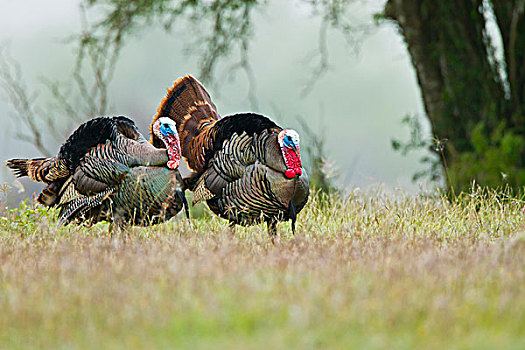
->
[385,0,525,190]
[492,0,525,126]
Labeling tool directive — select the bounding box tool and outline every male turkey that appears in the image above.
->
[6,116,188,227]
[151,75,309,235]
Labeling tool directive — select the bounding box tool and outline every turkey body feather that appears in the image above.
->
[7,116,187,227]
[197,126,309,231]
[153,75,309,234]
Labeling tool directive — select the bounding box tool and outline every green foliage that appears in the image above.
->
[0,201,58,236]
[393,116,525,192]
[449,121,525,192]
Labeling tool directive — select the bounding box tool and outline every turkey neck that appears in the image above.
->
[122,137,178,168]
[252,131,300,175]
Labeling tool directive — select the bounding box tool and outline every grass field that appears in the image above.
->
[1,189,525,349]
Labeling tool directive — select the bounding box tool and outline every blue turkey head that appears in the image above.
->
[153,117,181,169]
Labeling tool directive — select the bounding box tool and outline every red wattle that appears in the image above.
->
[295,168,302,176]
[167,159,180,169]
[285,169,296,179]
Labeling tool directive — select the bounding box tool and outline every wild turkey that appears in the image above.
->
[151,75,309,235]
[6,116,188,227]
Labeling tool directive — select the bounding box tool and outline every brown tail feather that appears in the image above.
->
[6,159,30,177]
[150,75,220,148]
[6,158,57,182]
[37,183,61,206]
[180,103,221,170]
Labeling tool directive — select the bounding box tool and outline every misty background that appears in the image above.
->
[0,0,431,202]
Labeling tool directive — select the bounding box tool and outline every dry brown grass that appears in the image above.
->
[1,190,525,349]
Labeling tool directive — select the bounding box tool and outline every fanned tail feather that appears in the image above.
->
[151,75,220,149]
[7,158,67,206]
[153,75,217,126]
[6,159,30,177]
[6,157,58,182]
[38,182,62,206]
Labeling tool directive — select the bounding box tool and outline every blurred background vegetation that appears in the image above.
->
[386,0,525,193]
[1,0,524,201]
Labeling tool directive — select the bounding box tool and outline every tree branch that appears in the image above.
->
[0,47,52,156]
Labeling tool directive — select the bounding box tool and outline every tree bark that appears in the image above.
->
[385,0,519,174]
[492,0,525,125]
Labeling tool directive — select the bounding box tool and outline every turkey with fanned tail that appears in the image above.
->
[6,116,188,228]
[151,75,309,236]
